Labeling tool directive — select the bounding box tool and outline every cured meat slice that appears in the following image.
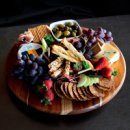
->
[89,85,105,97]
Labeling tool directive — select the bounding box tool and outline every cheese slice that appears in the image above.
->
[95,43,119,64]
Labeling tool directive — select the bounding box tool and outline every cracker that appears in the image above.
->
[28,25,51,43]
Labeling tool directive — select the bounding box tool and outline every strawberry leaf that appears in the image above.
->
[73,63,82,71]
[112,68,118,76]
[82,61,90,69]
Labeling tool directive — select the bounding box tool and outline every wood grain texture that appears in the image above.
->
[4,27,126,115]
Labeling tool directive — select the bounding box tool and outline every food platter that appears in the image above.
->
[4,25,126,115]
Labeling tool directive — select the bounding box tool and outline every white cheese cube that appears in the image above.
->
[95,43,120,64]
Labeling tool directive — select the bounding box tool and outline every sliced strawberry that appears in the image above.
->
[95,57,110,70]
[41,89,54,106]
[100,67,112,79]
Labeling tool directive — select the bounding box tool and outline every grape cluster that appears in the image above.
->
[80,27,113,60]
[11,54,51,85]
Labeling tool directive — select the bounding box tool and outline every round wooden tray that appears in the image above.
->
[4,27,126,115]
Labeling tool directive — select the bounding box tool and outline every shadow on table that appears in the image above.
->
[8,86,107,126]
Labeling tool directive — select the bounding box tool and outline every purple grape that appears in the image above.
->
[88,29,94,36]
[37,66,43,76]
[74,41,82,49]
[29,70,37,77]
[11,71,15,76]
[86,51,93,56]
[89,36,96,43]
[106,36,113,41]
[97,27,103,33]
[99,38,105,42]
[18,66,25,72]
[105,31,112,38]
[103,29,107,33]
[96,32,105,38]
[83,29,88,34]
[35,57,46,65]
[86,41,92,48]
[78,50,83,54]
[94,31,98,36]
[84,54,91,60]
[31,76,38,85]
[18,74,24,80]
[27,60,32,67]
[29,53,35,61]
[22,55,27,61]
[13,64,19,69]
[17,59,25,66]
[24,70,29,77]
[32,62,38,70]
[14,70,20,75]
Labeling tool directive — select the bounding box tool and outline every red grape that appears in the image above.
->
[83,29,88,34]
[106,36,113,41]
[89,36,96,43]
[74,41,82,49]
[84,54,91,60]
[105,31,112,38]
[98,27,103,33]
[88,29,94,36]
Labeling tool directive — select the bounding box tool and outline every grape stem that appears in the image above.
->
[43,53,51,63]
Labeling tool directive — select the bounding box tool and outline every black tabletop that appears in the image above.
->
[0,15,129,130]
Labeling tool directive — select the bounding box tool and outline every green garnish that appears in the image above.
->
[82,61,90,69]
[91,56,96,60]
[112,68,118,76]
[44,34,54,45]
[73,62,82,71]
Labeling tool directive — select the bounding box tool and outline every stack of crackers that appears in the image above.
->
[28,25,51,43]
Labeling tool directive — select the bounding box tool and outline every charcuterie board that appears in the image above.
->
[4,27,126,115]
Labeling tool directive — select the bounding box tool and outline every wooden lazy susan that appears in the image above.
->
[4,27,126,115]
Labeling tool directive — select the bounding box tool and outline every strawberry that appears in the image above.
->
[69,68,74,74]
[100,67,112,79]
[41,89,54,106]
[95,57,110,70]
[37,80,53,93]
[90,59,98,65]
[43,80,53,91]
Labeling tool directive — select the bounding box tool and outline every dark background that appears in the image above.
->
[0,0,130,27]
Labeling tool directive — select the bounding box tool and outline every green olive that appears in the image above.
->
[52,27,59,32]
[63,31,71,37]
[69,27,72,31]
[55,31,62,38]
[64,26,69,31]
[67,22,73,27]
[73,30,77,33]
[71,31,76,37]
[58,24,65,29]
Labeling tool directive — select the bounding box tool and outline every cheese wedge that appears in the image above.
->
[95,43,119,64]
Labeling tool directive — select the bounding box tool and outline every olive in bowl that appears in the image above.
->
[50,20,82,42]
